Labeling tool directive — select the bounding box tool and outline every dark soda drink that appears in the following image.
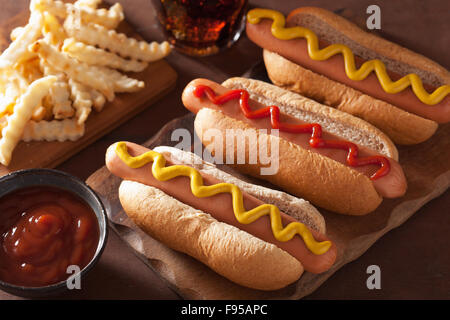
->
[153,0,248,56]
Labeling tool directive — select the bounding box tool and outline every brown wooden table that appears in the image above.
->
[0,0,449,300]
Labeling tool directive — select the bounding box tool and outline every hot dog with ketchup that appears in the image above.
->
[106,142,337,290]
[246,8,450,144]
[182,77,407,215]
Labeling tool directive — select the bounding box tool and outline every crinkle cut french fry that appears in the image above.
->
[10,68,30,93]
[0,82,21,116]
[68,78,92,125]
[74,0,102,9]
[42,12,66,46]
[0,100,15,119]
[32,0,124,29]
[15,57,43,83]
[31,40,115,101]
[0,11,43,68]
[0,67,11,92]
[49,80,74,119]
[0,69,29,117]
[22,119,85,142]
[101,64,145,92]
[31,105,47,121]
[90,89,106,112]
[62,38,148,72]
[63,15,171,62]
[40,60,74,119]
[0,76,56,166]
[113,76,145,92]
[32,40,144,96]
[41,94,54,120]
[0,117,7,137]
[10,27,24,41]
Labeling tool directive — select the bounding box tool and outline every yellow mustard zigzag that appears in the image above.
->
[115,142,332,255]
[247,8,450,105]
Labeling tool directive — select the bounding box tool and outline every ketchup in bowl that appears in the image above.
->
[0,186,100,287]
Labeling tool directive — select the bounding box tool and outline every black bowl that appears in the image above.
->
[0,168,108,298]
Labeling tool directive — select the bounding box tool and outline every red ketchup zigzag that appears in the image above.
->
[193,85,390,180]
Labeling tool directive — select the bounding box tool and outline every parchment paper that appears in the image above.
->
[86,109,450,299]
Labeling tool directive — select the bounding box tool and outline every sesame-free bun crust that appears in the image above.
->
[119,180,304,291]
[194,107,382,215]
[263,49,438,145]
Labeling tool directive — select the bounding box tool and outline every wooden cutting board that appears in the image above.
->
[0,11,177,176]
[86,112,450,300]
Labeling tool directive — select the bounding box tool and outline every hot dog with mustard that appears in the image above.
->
[246,7,449,144]
[106,142,337,290]
[182,77,407,215]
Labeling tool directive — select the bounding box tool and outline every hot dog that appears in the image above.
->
[182,77,407,215]
[245,7,449,144]
[105,141,337,290]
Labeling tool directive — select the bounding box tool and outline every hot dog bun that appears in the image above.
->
[264,50,438,145]
[119,180,303,291]
[221,77,399,160]
[246,7,449,143]
[182,78,407,214]
[107,143,336,290]
[286,7,449,87]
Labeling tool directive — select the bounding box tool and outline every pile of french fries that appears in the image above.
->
[0,0,171,166]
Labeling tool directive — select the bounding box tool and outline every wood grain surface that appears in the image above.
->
[0,11,177,175]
